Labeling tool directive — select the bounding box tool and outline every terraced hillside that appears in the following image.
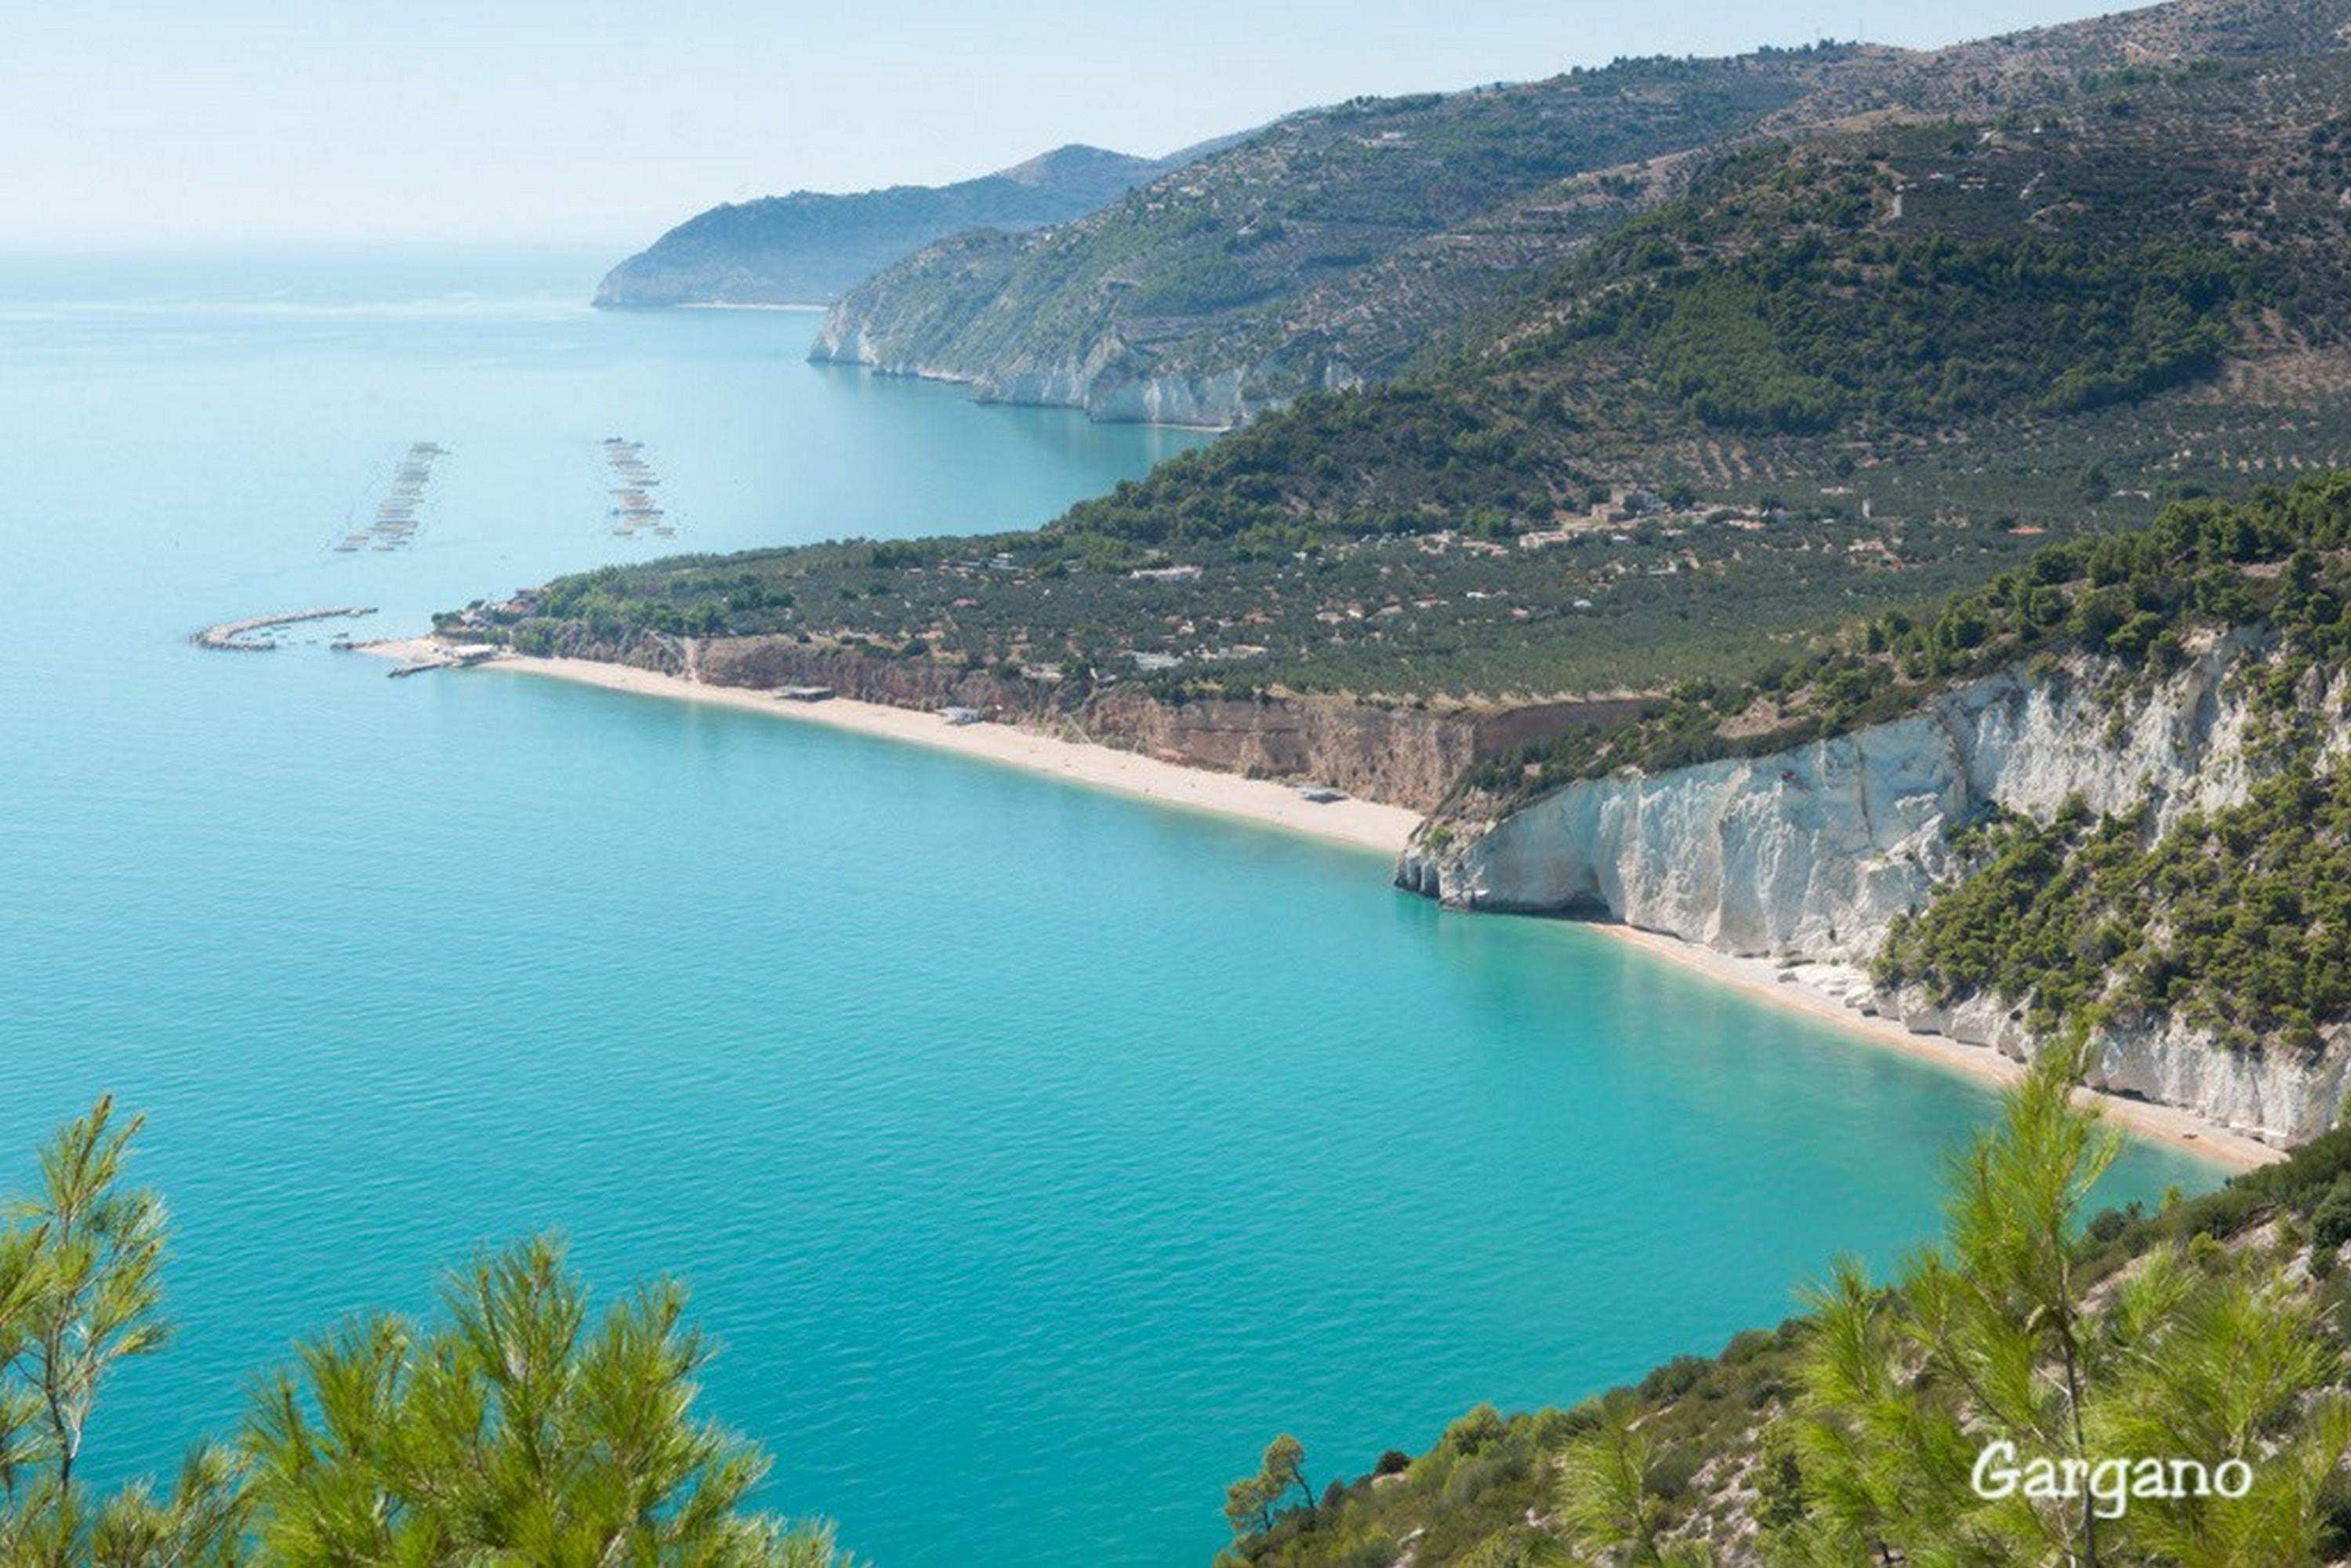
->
[1087,43,2351,531]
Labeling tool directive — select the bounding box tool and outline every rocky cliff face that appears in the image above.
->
[511,629,1628,811]
[807,313,1277,427]
[691,637,1484,811]
[1397,633,2351,1145]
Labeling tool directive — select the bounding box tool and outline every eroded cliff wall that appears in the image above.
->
[1397,633,2351,1144]
[807,315,1276,429]
[691,636,1482,812]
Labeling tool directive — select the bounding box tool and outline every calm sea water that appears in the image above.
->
[0,251,2216,1565]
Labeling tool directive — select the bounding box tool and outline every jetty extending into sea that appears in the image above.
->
[386,642,501,678]
[193,606,376,651]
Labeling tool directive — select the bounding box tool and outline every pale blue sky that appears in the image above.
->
[5,0,2139,249]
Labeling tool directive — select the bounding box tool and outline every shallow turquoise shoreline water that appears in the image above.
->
[0,251,2219,1565]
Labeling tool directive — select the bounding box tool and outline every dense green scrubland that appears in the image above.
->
[1220,1047,2351,1566]
[811,49,1852,407]
[1878,771,2351,1051]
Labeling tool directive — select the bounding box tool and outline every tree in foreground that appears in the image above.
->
[1530,1040,2351,1565]
[1224,1434,1316,1541]
[0,1094,248,1564]
[246,1236,846,1566]
[1772,1036,2351,1565]
[1554,1396,1711,1566]
[0,1096,850,1565]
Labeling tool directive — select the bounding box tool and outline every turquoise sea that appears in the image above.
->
[0,250,2217,1564]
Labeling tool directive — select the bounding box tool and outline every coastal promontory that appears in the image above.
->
[593,143,1228,309]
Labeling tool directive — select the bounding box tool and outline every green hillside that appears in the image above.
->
[461,23,2351,706]
[1058,48,2351,543]
[811,49,1858,417]
[815,0,2351,424]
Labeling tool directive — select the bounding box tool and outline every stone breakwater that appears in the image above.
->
[1397,633,2351,1147]
[194,607,376,651]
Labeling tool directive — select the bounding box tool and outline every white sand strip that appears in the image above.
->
[1590,924,2282,1171]
[361,641,1420,854]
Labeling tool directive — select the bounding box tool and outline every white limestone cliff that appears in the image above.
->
[1396,631,2351,1145]
[809,319,1275,427]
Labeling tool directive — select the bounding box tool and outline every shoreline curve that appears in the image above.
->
[360,640,1422,854]
[357,637,2284,1171]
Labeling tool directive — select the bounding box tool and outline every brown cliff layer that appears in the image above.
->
[526,630,1616,814]
[695,636,1482,811]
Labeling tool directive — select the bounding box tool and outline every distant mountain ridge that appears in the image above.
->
[592,142,1233,309]
[807,49,1868,423]
[814,0,2351,425]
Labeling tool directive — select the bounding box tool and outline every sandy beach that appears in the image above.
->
[1592,924,2283,1171]
[361,641,1422,854]
[363,639,2284,1170]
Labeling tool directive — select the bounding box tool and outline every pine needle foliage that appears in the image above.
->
[1555,1396,1713,1566]
[0,1099,852,1566]
[1228,1047,2351,1565]
[0,1095,249,1565]
[244,1233,846,1566]
[1775,1039,2351,1565]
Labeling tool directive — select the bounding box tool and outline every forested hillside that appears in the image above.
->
[1058,44,2351,542]
[811,49,1858,421]
[816,0,2351,425]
